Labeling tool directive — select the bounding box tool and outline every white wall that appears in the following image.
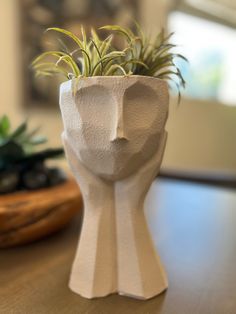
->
[163,98,236,173]
[0,0,23,122]
[0,0,64,151]
[140,0,236,174]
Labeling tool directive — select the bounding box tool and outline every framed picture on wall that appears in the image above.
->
[20,0,139,108]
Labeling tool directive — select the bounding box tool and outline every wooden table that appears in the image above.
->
[1,178,236,314]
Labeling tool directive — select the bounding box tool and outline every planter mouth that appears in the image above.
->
[60,75,168,91]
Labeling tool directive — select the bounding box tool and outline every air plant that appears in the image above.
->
[32,26,128,78]
[100,24,187,101]
[32,23,187,101]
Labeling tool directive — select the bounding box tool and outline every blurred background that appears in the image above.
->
[1,0,236,181]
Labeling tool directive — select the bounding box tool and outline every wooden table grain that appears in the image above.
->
[1,178,236,314]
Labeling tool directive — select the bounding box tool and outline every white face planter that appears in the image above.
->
[60,75,169,300]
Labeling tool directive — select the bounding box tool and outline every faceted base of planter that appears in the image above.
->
[68,192,168,300]
[118,286,167,301]
[69,285,168,300]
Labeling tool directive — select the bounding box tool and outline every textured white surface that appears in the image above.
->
[60,76,169,299]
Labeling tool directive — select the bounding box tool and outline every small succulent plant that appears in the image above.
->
[32,23,187,101]
[0,115,47,164]
[0,115,65,194]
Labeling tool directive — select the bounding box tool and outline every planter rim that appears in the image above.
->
[60,75,168,91]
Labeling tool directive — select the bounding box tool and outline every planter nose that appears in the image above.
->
[110,126,128,143]
[110,97,129,143]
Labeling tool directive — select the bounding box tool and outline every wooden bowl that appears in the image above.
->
[0,179,83,248]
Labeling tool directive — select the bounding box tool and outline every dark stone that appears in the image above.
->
[0,145,65,193]
[22,169,49,190]
[0,170,19,194]
[48,168,67,186]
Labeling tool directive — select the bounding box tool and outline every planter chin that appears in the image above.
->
[59,75,169,299]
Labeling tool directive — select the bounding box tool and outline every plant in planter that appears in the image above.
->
[32,24,187,299]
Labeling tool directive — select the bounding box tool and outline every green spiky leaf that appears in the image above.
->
[32,23,188,103]
[0,115,10,137]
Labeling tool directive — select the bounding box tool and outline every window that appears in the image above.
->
[168,11,236,106]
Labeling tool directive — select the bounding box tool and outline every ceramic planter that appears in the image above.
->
[59,75,169,300]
